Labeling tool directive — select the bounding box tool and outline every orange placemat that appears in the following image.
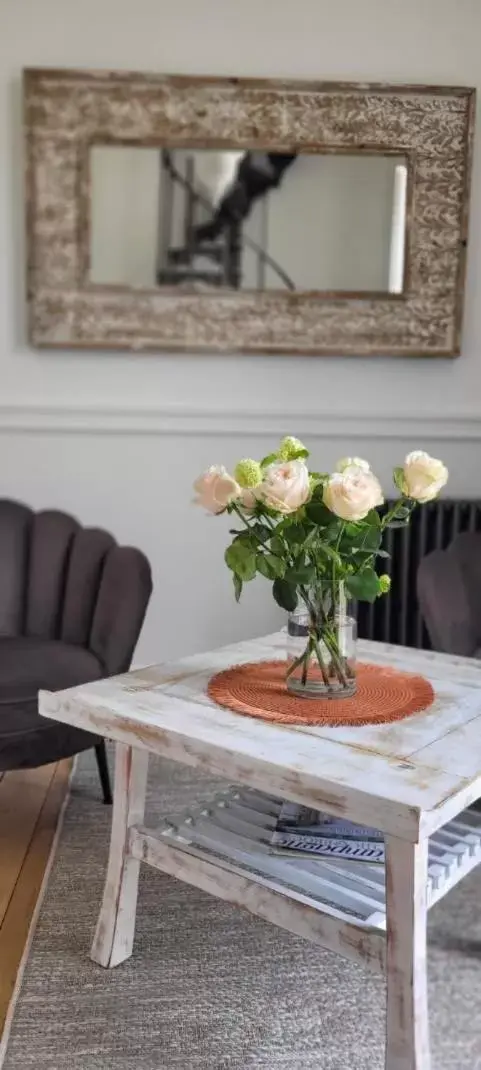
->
[207,660,434,727]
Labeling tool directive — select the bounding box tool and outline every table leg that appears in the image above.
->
[385,837,430,1070]
[91,742,148,968]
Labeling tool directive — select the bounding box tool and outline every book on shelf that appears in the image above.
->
[269,802,385,864]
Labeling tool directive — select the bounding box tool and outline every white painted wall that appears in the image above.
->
[0,0,480,663]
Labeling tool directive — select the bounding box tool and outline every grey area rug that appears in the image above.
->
[4,750,481,1070]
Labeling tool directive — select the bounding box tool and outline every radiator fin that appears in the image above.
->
[357,500,481,648]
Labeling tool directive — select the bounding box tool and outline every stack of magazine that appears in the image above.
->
[269,802,385,864]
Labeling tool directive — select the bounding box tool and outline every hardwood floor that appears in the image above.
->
[0,761,71,1044]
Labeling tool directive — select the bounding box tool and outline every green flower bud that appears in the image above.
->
[234,458,263,489]
[379,574,391,594]
[278,436,308,461]
[336,456,370,474]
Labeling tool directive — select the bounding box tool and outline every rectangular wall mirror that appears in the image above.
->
[24,70,475,356]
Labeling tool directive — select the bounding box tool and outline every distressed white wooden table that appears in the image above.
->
[40,633,481,1070]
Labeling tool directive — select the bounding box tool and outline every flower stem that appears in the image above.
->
[286,647,310,680]
[301,642,310,686]
[231,504,286,562]
[311,634,330,686]
[300,583,351,688]
[321,627,349,687]
[381,497,415,530]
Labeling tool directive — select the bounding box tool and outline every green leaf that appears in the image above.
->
[272,578,298,612]
[366,509,382,528]
[237,555,257,581]
[225,544,241,571]
[283,524,306,545]
[324,522,344,544]
[316,543,342,567]
[270,534,286,556]
[260,452,278,468]
[305,502,332,527]
[362,526,382,552]
[351,546,390,560]
[303,527,319,549]
[274,516,293,532]
[393,467,405,493]
[344,521,364,538]
[232,531,258,550]
[256,554,285,580]
[285,564,316,586]
[342,521,382,556]
[251,522,269,540]
[386,505,411,528]
[269,556,286,578]
[346,569,381,604]
[224,542,257,581]
[233,574,243,602]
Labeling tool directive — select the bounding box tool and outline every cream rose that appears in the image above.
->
[324,465,384,521]
[193,466,241,514]
[401,451,448,503]
[258,459,310,514]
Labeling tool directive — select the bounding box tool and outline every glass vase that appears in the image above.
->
[286,592,357,699]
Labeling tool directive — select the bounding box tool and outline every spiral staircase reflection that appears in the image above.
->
[156,150,294,291]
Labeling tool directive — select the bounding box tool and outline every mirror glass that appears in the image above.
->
[89,147,408,294]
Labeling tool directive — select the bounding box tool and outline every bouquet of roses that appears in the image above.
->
[193,438,448,694]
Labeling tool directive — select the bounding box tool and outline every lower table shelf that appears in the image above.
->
[128,787,481,973]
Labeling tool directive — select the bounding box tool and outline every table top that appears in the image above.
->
[39,632,481,842]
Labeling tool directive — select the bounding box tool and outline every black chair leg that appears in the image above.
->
[94,741,113,805]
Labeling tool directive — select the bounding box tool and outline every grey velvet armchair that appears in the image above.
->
[417,531,481,657]
[0,500,152,802]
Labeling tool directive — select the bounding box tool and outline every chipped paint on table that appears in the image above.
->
[40,633,481,843]
[42,634,481,1070]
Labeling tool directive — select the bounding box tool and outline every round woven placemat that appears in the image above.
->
[207,660,434,727]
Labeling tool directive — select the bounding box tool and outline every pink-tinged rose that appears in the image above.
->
[323,466,384,521]
[239,487,257,511]
[402,451,448,503]
[193,466,241,514]
[258,460,310,514]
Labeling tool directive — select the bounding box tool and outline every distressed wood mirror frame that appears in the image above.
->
[24,69,475,356]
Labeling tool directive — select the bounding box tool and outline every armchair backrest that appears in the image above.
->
[417,531,481,656]
[0,499,152,673]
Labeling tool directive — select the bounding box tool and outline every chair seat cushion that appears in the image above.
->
[0,637,102,770]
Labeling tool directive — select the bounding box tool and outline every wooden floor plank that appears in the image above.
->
[0,761,71,1044]
[0,765,57,927]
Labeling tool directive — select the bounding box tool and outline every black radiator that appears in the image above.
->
[356,499,481,649]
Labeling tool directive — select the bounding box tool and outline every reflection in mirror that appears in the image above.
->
[89,147,408,293]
